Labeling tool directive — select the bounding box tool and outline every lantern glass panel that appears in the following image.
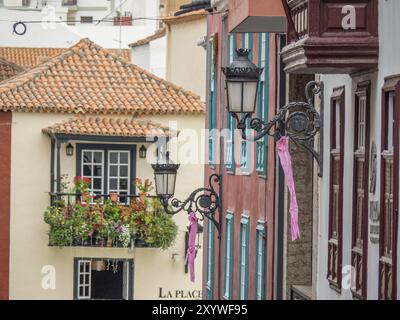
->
[243,81,258,113]
[155,171,177,197]
[227,81,244,113]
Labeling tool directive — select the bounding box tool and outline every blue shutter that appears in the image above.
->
[223,212,234,299]
[240,33,253,173]
[238,215,250,300]
[206,219,215,300]
[255,221,267,300]
[208,37,217,167]
[226,34,236,174]
[256,33,269,176]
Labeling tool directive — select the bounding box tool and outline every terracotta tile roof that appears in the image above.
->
[0,38,204,115]
[161,9,208,25]
[0,46,131,68]
[129,28,166,48]
[0,58,24,82]
[43,116,176,138]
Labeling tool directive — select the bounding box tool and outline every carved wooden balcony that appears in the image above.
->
[281,0,379,74]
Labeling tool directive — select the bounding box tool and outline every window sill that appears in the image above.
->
[257,172,267,180]
[328,279,342,294]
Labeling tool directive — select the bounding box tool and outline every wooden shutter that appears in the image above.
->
[327,87,345,290]
[379,75,400,300]
[351,81,370,299]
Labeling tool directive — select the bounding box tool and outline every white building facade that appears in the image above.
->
[316,0,400,300]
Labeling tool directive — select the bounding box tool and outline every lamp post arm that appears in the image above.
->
[159,174,222,233]
[234,81,324,176]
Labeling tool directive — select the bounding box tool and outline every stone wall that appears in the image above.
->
[284,74,314,299]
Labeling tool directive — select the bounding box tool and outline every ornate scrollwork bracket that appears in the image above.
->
[159,174,222,233]
[233,81,324,177]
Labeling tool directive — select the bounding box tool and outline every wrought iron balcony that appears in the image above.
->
[281,0,379,74]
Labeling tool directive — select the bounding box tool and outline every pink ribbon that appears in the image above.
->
[277,136,300,241]
[186,212,198,282]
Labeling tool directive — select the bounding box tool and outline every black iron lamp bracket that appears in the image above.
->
[234,80,324,177]
[160,174,222,233]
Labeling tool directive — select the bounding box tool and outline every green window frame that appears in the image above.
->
[255,221,266,300]
[226,33,236,174]
[208,36,217,167]
[256,33,269,176]
[206,219,215,300]
[238,215,250,300]
[240,33,253,174]
[223,211,234,299]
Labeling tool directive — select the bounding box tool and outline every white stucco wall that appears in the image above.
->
[131,36,167,79]
[317,0,400,300]
[0,0,160,49]
[9,111,205,300]
[166,17,207,100]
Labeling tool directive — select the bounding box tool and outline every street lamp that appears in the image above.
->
[222,48,324,176]
[152,152,180,199]
[152,152,223,298]
[152,152,221,227]
[222,48,262,129]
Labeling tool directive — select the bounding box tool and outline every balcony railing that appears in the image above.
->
[287,0,308,43]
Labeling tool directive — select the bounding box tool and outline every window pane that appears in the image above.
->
[110,165,118,177]
[120,165,128,177]
[109,178,118,190]
[93,165,102,177]
[93,152,102,164]
[93,178,102,190]
[83,152,92,163]
[388,92,395,150]
[119,179,128,190]
[120,152,129,164]
[110,152,118,164]
[335,100,340,149]
[83,165,91,176]
[79,286,83,297]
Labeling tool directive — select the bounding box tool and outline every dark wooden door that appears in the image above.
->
[379,84,399,300]
[351,83,370,299]
[328,87,345,290]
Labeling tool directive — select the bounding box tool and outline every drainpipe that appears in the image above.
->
[56,138,61,193]
[274,33,286,300]
[50,139,55,194]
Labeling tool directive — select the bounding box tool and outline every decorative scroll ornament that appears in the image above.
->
[237,81,324,176]
[160,174,222,231]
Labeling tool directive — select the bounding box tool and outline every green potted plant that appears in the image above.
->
[146,213,178,250]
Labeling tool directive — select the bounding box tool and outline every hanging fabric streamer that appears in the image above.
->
[277,136,300,241]
[185,212,198,282]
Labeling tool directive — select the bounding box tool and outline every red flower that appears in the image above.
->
[83,177,91,184]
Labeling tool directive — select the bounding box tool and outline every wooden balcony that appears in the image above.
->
[281,0,379,74]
